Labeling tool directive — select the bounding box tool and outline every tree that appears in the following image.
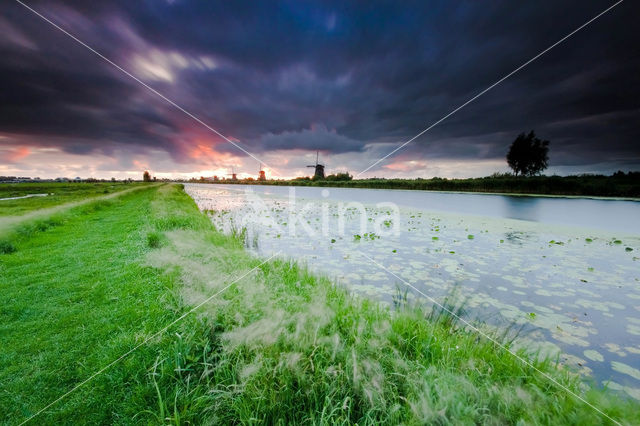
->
[506,131,550,176]
[324,172,353,181]
[143,170,151,182]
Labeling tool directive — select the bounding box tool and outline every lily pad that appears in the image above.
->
[583,349,604,362]
[612,361,640,380]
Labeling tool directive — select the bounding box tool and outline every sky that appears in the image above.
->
[1,0,639,180]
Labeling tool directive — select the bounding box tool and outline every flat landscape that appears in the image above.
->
[1,183,639,424]
[2,1,639,424]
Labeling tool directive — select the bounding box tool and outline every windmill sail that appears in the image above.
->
[306,151,325,179]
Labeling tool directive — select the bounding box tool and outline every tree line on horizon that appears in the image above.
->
[180,130,638,195]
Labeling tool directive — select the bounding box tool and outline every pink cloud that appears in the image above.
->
[1,146,31,163]
[382,159,428,172]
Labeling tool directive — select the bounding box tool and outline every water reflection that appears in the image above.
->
[201,184,640,234]
[501,196,541,222]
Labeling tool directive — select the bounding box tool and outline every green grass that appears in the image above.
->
[1,184,638,424]
[0,182,146,216]
[0,184,202,423]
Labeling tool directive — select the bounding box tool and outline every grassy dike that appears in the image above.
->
[1,184,638,424]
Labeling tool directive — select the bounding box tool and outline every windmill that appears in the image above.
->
[258,163,266,181]
[226,167,238,181]
[306,151,325,180]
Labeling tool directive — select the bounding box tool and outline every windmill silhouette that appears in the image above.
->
[258,163,266,181]
[307,151,325,180]
[226,167,238,181]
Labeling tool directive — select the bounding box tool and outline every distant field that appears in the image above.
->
[0,182,145,216]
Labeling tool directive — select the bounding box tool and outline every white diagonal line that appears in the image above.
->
[358,251,621,425]
[356,0,624,177]
[18,251,281,425]
[14,0,274,174]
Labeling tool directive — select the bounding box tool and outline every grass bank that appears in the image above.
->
[1,184,638,424]
[201,173,640,198]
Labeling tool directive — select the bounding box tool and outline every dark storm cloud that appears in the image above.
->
[0,0,638,173]
[257,123,364,154]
